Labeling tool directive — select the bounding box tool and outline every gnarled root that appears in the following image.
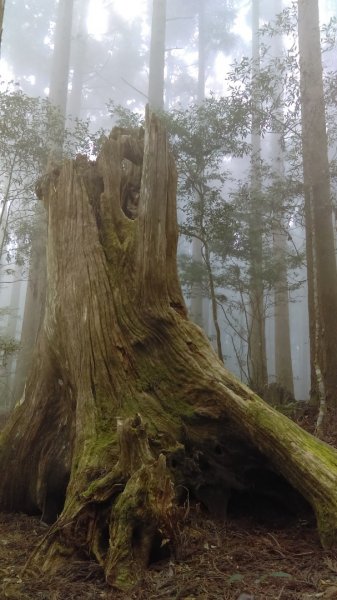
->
[26,415,176,590]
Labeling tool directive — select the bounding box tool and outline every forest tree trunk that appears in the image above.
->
[49,0,74,118]
[298,0,337,430]
[273,229,294,396]
[12,213,47,405]
[1,112,337,590]
[148,0,166,111]
[67,0,90,120]
[270,0,294,398]
[190,0,206,330]
[0,0,5,50]
[3,268,23,409]
[15,0,74,403]
[248,0,268,391]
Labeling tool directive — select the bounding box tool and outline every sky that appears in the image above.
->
[87,0,334,38]
[87,0,148,37]
[1,0,334,89]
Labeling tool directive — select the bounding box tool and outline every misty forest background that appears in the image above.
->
[0,0,336,418]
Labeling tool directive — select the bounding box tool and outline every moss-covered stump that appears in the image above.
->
[1,109,337,590]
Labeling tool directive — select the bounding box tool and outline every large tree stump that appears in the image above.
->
[1,108,337,589]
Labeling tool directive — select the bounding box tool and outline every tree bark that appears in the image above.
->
[190,0,206,330]
[273,228,294,396]
[2,268,23,409]
[1,111,337,591]
[270,0,294,397]
[49,0,74,116]
[148,0,166,111]
[14,0,74,405]
[67,0,90,120]
[12,215,46,405]
[298,0,337,429]
[248,0,268,391]
[0,0,5,51]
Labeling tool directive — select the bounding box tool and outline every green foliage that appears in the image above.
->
[166,95,305,291]
[177,254,209,299]
[107,102,144,129]
[0,336,19,365]
[0,307,20,368]
[165,97,248,243]
[0,83,101,270]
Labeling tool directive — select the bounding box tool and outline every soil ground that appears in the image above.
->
[1,406,337,600]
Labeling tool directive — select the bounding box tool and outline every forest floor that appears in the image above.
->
[1,406,337,600]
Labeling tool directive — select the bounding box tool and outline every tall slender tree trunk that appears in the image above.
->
[3,270,23,409]
[49,0,74,119]
[303,154,319,404]
[14,0,74,405]
[298,0,337,430]
[0,0,5,51]
[68,0,90,120]
[204,240,224,362]
[248,0,268,392]
[148,0,166,111]
[1,112,337,590]
[273,227,294,396]
[190,0,206,329]
[12,216,46,404]
[188,1,222,357]
[196,0,205,104]
[270,0,294,396]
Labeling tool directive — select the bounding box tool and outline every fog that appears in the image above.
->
[0,0,336,410]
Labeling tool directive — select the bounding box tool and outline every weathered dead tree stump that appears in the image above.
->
[1,109,337,589]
